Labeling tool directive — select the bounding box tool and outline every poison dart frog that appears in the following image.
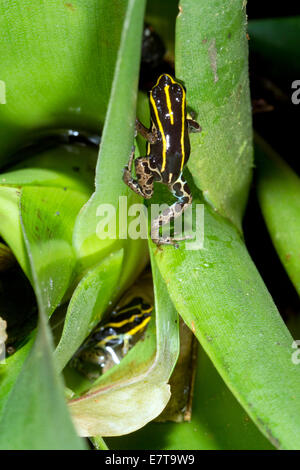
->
[70,297,152,380]
[123,73,201,245]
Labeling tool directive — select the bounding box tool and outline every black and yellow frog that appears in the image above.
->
[123,73,201,245]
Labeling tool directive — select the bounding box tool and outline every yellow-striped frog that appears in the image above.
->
[70,296,152,380]
[123,73,201,245]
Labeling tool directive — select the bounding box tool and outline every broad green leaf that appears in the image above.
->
[151,194,300,450]
[68,262,179,437]
[0,313,86,450]
[151,0,299,449]
[0,143,96,414]
[0,0,148,447]
[255,135,300,296]
[54,249,124,372]
[176,0,253,230]
[20,185,88,316]
[73,0,147,269]
[107,346,274,450]
[0,143,96,278]
[0,190,88,449]
[0,0,128,166]
[248,16,300,80]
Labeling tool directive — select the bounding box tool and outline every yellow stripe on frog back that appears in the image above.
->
[165,75,186,170]
[151,74,186,173]
[164,85,174,125]
[124,316,151,337]
[180,83,186,171]
[150,91,167,172]
[105,308,151,328]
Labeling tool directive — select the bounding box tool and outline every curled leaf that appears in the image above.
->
[68,262,179,437]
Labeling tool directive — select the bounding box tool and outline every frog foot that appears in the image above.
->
[151,233,193,248]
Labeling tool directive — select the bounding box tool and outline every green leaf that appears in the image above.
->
[255,135,300,296]
[107,346,274,450]
[0,143,96,279]
[0,183,88,449]
[145,0,300,449]
[151,195,300,450]
[0,143,96,416]
[0,313,86,450]
[0,0,129,166]
[54,249,124,372]
[20,185,88,316]
[73,0,147,268]
[67,261,179,437]
[0,0,148,447]
[176,0,253,230]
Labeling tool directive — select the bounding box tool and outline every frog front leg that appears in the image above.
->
[151,175,192,246]
[135,119,158,144]
[187,118,202,133]
[123,147,154,199]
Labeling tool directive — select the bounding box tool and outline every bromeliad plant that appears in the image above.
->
[0,0,300,450]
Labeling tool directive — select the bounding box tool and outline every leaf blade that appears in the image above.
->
[152,198,300,449]
[0,314,86,450]
[54,249,124,372]
[176,0,253,230]
[255,135,300,296]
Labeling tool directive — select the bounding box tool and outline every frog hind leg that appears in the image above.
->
[151,175,193,246]
[123,148,154,199]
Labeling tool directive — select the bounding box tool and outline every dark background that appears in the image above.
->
[245,2,300,327]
